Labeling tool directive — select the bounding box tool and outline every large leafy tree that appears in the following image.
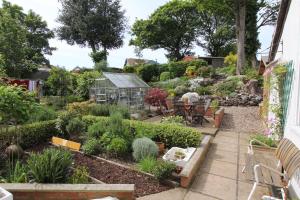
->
[195,0,236,56]
[130,0,203,61]
[57,0,126,62]
[0,1,54,78]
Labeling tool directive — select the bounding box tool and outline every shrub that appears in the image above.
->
[66,95,84,104]
[82,116,202,148]
[137,64,160,82]
[196,86,212,95]
[82,138,102,155]
[174,85,189,96]
[42,96,66,110]
[169,60,207,78]
[169,61,188,78]
[144,88,168,107]
[185,66,197,77]
[68,166,89,184]
[160,72,171,81]
[27,105,57,123]
[0,85,36,124]
[89,104,130,119]
[66,118,86,135]
[89,104,110,116]
[6,161,28,183]
[124,65,136,73]
[109,105,130,119]
[161,116,185,126]
[153,161,176,180]
[56,111,78,137]
[198,66,215,78]
[132,137,158,161]
[1,120,61,149]
[250,134,278,148]
[107,137,128,155]
[87,122,105,138]
[27,148,73,183]
[66,101,93,115]
[210,100,220,115]
[213,79,240,97]
[137,157,157,174]
[224,52,237,66]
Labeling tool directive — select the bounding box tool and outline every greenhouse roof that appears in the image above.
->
[102,72,149,88]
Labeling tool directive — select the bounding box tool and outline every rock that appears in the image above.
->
[244,79,259,95]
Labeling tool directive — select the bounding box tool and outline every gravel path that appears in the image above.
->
[221,106,265,134]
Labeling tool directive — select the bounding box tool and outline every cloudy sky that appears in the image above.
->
[3,0,274,70]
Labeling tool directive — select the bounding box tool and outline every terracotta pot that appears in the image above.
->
[156,142,165,154]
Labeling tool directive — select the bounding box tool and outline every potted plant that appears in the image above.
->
[210,99,220,119]
[153,135,165,154]
[174,150,186,160]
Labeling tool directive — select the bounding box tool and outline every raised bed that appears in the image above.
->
[25,144,173,198]
[0,183,134,200]
[179,135,212,187]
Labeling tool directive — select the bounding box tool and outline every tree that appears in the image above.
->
[236,0,246,75]
[195,0,236,57]
[57,0,126,62]
[144,88,168,109]
[0,1,54,78]
[130,0,202,61]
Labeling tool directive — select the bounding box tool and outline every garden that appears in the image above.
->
[0,83,203,198]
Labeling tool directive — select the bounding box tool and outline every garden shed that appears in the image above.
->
[90,72,150,109]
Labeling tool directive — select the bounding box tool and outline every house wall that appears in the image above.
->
[274,0,300,197]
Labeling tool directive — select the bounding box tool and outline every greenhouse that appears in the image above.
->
[89,72,150,109]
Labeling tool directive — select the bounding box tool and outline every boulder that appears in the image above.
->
[244,79,259,95]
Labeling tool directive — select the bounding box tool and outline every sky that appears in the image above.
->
[2,0,275,70]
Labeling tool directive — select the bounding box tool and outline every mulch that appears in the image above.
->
[74,152,172,197]
[25,144,172,197]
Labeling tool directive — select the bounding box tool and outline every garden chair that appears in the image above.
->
[244,138,300,200]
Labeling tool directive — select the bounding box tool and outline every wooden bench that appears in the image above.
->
[244,138,300,200]
[51,137,81,151]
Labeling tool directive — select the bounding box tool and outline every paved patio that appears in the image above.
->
[138,130,269,200]
[138,107,270,200]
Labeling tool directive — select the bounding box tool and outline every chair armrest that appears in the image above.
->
[248,139,272,154]
[253,163,286,183]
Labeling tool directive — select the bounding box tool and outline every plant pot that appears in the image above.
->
[156,142,165,154]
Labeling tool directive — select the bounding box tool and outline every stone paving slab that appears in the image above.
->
[198,158,237,179]
[137,188,187,200]
[207,148,238,164]
[210,142,238,153]
[184,191,219,200]
[191,172,237,200]
[238,181,269,200]
[213,135,239,145]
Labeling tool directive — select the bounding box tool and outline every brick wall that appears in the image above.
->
[214,108,225,128]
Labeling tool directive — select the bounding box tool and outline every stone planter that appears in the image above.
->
[252,145,277,153]
[0,187,13,200]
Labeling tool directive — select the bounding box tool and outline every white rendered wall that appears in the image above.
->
[274,0,300,197]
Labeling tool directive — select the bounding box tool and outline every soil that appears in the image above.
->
[74,152,172,197]
[25,144,172,197]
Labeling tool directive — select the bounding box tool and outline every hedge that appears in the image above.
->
[82,115,202,148]
[0,120,61,149]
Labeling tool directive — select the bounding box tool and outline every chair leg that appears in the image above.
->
[247,182,257,200]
